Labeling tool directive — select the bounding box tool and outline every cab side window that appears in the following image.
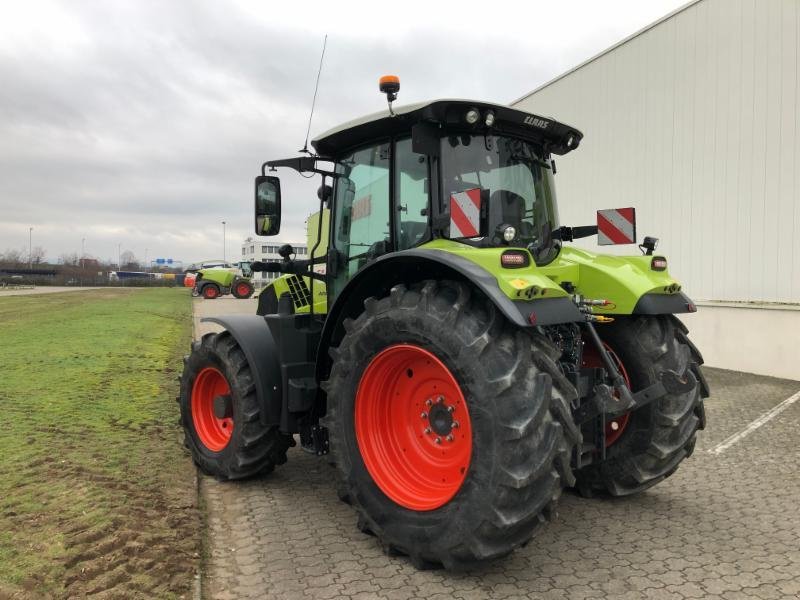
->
[333,143,390,280]
[394,138,429,250]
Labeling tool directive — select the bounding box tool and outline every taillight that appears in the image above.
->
[651,256,667,271]
[501,250,530,268]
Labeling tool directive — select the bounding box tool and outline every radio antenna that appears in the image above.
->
[299,34,328,155]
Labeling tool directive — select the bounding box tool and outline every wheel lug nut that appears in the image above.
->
[610,421,619,431]
[421,412,428,419]
[446,435,454,442]
[452,420,459,428]
[425,398,433,407]
[447,405,455,413]
[424,428,432,434]
[436,395,445,404]
[434,437,441,444]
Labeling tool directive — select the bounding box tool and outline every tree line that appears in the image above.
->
[0,247,146,271]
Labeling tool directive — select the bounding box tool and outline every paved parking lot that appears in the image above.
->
[193,296,800,599]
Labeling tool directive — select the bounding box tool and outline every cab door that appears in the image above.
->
[330,142,391,300]
[393,137,430,251]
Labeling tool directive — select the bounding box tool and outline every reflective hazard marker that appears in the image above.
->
[597,207,636,245]
[450,189,482,238]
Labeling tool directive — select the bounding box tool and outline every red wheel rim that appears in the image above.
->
[191,367,233,451]
[236,283,250,297]
[204,286,218,299]
[355,344,472,511]
[582,341,631,446]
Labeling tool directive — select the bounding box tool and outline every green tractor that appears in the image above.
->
[192,262,255,300]
[179,79,708,570]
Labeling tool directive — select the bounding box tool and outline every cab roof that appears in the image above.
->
[311,99,583,157]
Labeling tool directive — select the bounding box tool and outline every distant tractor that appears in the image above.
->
[192,262,254,299]
[179,78,708,570]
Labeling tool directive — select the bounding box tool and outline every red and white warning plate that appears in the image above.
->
[597,207,636,245]
[450,188,482,238]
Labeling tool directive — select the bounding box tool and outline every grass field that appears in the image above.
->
[0,288,200,598]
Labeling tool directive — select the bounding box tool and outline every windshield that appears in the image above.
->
[440,134,559,264]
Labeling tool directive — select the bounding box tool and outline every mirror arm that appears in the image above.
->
[264,156,340,178]
[553,225,598,242]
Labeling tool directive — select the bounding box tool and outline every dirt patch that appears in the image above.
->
[58,464,199,599]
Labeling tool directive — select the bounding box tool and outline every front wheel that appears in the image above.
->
[575,315,708,496]
[323,280,580,570]
[231,279,254,299]
[201,283,220,300]
[178,331,292,480]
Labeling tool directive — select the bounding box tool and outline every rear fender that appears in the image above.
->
[315,249,583,385]
[201,316,282,427]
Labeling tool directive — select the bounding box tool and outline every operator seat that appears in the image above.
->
[489,190,526,231]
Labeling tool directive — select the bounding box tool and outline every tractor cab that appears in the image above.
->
[256,97,583,303]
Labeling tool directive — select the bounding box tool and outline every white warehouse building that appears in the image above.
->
[241,239,307,285]
[513,0,799,380]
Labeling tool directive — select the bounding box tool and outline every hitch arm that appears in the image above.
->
[573,369,696,424]
[582,322,636,408]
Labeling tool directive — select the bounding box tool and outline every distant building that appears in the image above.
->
[240,238,308,284]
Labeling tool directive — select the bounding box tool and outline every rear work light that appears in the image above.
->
[501,250,530,268]
[651,256,668,271]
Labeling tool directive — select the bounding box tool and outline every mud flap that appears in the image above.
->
[201,316,283,427]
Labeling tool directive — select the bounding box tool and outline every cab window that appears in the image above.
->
[333,142,390,287]
[394,138,429,250]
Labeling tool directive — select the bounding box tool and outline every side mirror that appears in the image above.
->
[596,207,636,245]
[255,175,281,236]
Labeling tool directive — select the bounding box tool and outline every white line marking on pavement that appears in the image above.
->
[709,389,800,455]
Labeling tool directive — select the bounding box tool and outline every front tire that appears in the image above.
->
[201,283,221,300]
[232,280,254,299]
[323,281,579,570]
[179,331,292,480]
[575,315,708,496]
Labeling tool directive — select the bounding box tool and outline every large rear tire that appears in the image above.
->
[179,331,292,480]
[323,280,580,570]
[575,315,708,497]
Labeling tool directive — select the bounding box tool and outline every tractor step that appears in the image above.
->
[300,424,329,456]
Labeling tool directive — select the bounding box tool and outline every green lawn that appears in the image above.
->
[0,289,200,598]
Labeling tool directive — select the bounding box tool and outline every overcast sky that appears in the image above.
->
[0,0,689,266]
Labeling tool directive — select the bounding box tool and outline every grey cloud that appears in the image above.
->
[0,0,685,263]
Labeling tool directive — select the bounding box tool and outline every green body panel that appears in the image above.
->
[198,263,253,292]
[418,239,682,314]
[543,246,682,314]
[264,274,328,314]
[302,276,328,313]
[307,209,330,263]
[419,239,570,301]
[198,268,237,288]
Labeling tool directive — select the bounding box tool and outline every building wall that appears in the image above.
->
[514,0,800,304]
[681,302,799,381]
[513,0,800,380]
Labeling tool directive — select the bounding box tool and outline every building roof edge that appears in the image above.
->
[510,0,704,105]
